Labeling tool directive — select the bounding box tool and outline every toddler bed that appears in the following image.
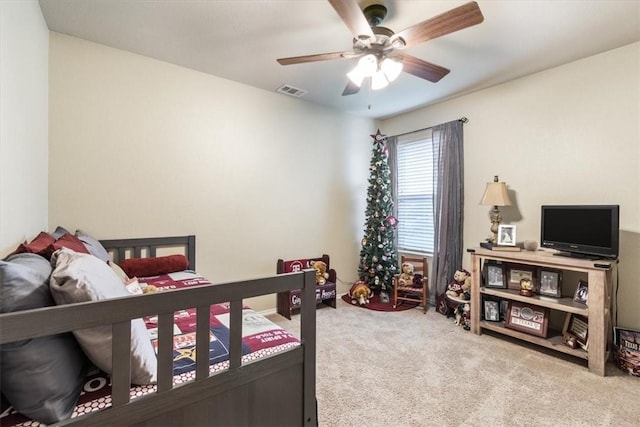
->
[0,235,317,426]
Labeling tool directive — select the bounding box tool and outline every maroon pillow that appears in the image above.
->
[48,233,91,256]
[14,232,55,255]
[119,255,189,278]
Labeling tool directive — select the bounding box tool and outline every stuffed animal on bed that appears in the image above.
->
[446,269,472,299]
[398,262,415,286]
[349,281,373,306]
[312,260,329,286]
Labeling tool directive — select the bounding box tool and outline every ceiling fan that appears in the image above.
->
[277,0,484,96]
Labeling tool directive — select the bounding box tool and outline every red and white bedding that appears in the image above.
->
[1,271,300,426]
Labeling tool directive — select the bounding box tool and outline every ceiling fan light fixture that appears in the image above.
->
[371,70,389,90]
[347,67,365,87]
[357,54,377,76]
[347,54,377,87]
[381,58,403,82]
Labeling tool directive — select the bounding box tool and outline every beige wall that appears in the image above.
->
[5,17,637,325]
[47,33,374,311]
[382,42,640,329]
[0,0,49,256]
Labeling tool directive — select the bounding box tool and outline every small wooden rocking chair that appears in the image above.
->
[393,255,429,313]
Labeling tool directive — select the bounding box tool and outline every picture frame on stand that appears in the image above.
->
[573,280,589,305]
[484,300,500,322]
[497,224,517,246]
[504,301,550,338]
[563,313,589,349]
[507,264,536,291]
[538,268,562,298]
[483,261,506,289]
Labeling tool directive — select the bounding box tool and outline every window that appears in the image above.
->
[396,129,434,253]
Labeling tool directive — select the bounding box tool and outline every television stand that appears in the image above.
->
[469,247,615,376]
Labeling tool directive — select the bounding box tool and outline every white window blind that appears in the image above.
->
[396,129,434,253]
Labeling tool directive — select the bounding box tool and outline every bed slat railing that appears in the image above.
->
[229,300,243,369]
[157,313,174,393]
[0,273,305,343]
[112,321,132,407]
[100,235,196,271]
[195,304,211,381]
[301,267,317,425]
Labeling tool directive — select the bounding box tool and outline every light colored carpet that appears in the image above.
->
[268,298,639,427]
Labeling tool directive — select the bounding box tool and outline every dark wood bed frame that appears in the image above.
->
[0,235,318,426]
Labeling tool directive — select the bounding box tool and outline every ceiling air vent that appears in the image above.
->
[277,84,307,98]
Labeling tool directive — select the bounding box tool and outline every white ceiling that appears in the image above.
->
[38,0,640,120]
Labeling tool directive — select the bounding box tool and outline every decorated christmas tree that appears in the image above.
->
[357,129,399,296]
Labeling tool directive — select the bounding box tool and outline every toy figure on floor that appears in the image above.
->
[454,303,471,331]
[349,281,373,306]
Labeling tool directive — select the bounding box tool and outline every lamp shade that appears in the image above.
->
[480,180,512,206]
[371,70,389,90]
[347,54,377,87]
[381,58,402,82]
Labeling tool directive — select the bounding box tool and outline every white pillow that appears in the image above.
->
[49,248,157,385]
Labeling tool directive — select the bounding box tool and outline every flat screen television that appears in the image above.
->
[540,205,619,259]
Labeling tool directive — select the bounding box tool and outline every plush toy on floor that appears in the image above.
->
[454,303,471,330]
[398,262,415,286]
[446,269,472,300]
[349,281,373,306]
[312,260,329,286]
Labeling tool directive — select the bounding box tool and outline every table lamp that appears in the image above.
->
[480,175,512,244]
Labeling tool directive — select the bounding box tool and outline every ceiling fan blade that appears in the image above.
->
[328,0,375,40]
[277,51,359,65]
[397,55,450,83]
[342,79,361,96]
[392,1,484,49]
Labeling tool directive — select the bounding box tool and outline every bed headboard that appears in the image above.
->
[99,235,196,271]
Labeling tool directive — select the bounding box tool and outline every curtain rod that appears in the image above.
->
[388,117,468,139]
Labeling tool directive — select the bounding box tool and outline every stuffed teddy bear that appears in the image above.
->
[349,281,373,306]
[446,269,472,299]
[312,260,329,286]
[398,262,415,287]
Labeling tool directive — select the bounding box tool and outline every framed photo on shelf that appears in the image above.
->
[563,313,589,348]
[537,268,562,298]
[497,224,517,246]
[507,264,536,291]
[504,301,550,338]
[500,299,509,321]
[573,280,589,305]
[484,300,500,322]
[483,261,506,289]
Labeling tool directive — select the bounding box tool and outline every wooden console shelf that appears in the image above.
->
[469,247,615,376]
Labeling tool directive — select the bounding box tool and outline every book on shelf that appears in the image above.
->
[479,242,521,252]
